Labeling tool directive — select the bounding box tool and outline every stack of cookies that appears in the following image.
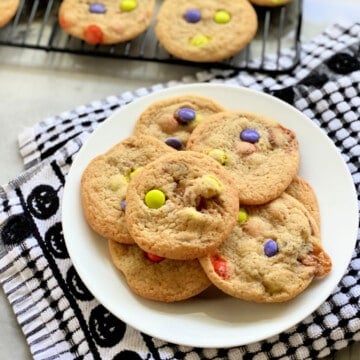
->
[80,93,332,303]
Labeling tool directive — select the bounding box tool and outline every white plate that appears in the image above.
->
[62,83,358,348]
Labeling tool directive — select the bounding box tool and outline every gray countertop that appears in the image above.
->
[1,0,359,358]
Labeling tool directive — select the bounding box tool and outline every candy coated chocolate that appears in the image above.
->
[89,3,107,13]
[165,137,183,150]
[184,8,201,23]
[120,200,126,211]
[174,107,196,124]
[240,128,260,143]
[264,239,278,257]
[144,189,166,209]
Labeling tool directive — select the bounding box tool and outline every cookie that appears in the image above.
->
[58,0,156,45]
[155,0,258,62]
[125,151,239,260]
[249,0,293,7]
[133,94,226,149]
[108,240,211,302]
[0,0,19,28]
[81,135,175,244]
[187,111,300,205]
[199,193,332,303]
[285,176,320,229]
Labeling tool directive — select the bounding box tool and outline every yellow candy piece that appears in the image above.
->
[129,167,142,180]
[192,113,203,126]
[120,0,137,11]
[144,189,166,209]
[180,207,202,219]
[201,175,223,198]
[189,34,210,47]
[109,174,128,191]
[206,149,227,165]
[214,10,231,24]
[237,207,248,224]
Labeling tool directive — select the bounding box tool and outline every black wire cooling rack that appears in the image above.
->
[0,0,303,74]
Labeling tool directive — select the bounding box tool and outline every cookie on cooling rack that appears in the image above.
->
[249,0,293,7]
[109,240,211,302]
[58,0,156,45]
[187,111,300,205]
[0,0,19,28]
[199,193,332,303]
[125,151,239,260]
[133,94,226,150]
[155,0,258,62]
[81,135,175,244]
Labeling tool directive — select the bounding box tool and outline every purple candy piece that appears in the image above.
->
[165,137,183,150]
[174,107,196,125]
[264,239,278,257]
[184,8,201,23]
[89,3,106,14]
[240,128,260,143]
[120,200,126,212]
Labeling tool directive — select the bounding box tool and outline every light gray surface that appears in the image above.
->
[1,0,359,359]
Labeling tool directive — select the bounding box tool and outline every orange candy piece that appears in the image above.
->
[83,24,104,44]
[211,254,229,279]
[145,252,164,263]
[58,16,68,29]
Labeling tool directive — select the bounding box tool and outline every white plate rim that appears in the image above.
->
[62,83,358,348]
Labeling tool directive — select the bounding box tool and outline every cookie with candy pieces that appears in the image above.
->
[187,111,300,205]
[81,135,176,244]
[133,94,226,150]
[199,193,332,303]
[58,0,155,45]
[155,0,258,62]
[108,240,211,302]
[125,151,239,260]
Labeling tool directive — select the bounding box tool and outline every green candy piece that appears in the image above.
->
[237,207,248,224]
[145,189,166,209]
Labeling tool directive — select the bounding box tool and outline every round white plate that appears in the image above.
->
[62,83,358,348]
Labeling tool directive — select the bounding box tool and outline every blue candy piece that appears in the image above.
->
[264,239,278,257]
[165,137,183,150]
[240,128,260,143]
[120,200,126,212]
[184,9,201,23]
[174,107,196,125]
[89,3,107,14]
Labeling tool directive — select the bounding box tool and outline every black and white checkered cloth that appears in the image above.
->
[0,21,359,360]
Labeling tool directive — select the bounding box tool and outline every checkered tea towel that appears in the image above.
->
[0,21,359,360]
